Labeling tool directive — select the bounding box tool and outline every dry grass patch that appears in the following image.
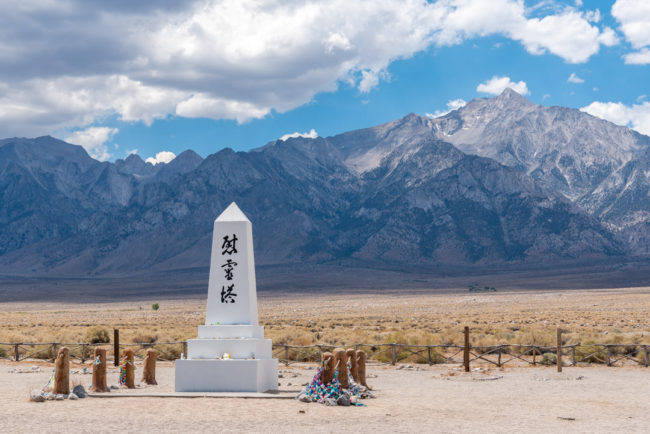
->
[0,287,648,364]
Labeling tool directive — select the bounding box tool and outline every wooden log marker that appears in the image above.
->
[121,348,136,389]
[142,349,158,385]
[92,347,109,392]
[333,347,349,389]
[113,329,119,367]
[346,348,359,383]
[54,347,70,395]
[320,351,335,385]
[557,328,563,373]
[357,350,369,388]
[464,326,470,372]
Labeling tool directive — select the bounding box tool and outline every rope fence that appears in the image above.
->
[2,332,648,368]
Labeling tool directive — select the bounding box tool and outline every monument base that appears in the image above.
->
[186,338,272,359]
[174,359,278,392]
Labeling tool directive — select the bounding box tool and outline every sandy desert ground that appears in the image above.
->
[1,287,649,432]
[1,361,649,433]
[1,287,649,353]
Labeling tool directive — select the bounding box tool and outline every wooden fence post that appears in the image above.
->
[464,327,470,372]
[556,328,562,373]
[606,346,612,367]
[645,347,649,368]
[51,343,58,362]
[113,329,119,366]
[357,350,368,388]
[92,347,109,393]
[182,341,188,359]
[54,347,70,395]
[334,348,349,388]
[142,349,157,385]
[284,344,289,366]
[122,348,135,388]
[497,348,502,367]
[391,343,397,365]
[14,343,19,362]
[532,347,537,366]
[427,346,432,365]
[81,344,87,364]
[571,346,576,366]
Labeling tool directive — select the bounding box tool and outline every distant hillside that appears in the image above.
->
[1,89,649,279]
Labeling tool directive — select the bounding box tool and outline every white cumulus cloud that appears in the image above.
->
[279,129,318,141]
[612,0,650,64]
[435,0,618,63]
[64,126,118,161]
[567,73,585,83]
[146,151,176,165]
[476,76,529,96]
[426,98,467,118]
[623,48,650,65]
[0,0,620,136]
[581,100,650,136]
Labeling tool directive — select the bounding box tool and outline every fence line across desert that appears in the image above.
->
[2,328,648,369]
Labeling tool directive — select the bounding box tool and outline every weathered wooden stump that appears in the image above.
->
[320,351,335,385]
[141,349,158,385]
[92,347,109,392]
[357,350,369,388]
[333,347,349,389]
[54,347,70,395]
[346,348,359,383]
[121,348,135,389]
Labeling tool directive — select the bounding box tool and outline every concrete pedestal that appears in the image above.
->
[174,203,278,393]
[175,359,278,392]
[175,322,277,392]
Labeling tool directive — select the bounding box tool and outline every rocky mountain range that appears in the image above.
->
[0,89,647,278]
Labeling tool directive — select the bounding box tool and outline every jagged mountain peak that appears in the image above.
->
[154,149,203,181]
[125,153,145,163]
[493,87,534,105]
[428,90,650,199]
[0,135,97,175]
[0,93,648,277]
[115,153,158,177]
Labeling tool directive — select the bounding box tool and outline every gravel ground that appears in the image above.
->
[2,360,649,433]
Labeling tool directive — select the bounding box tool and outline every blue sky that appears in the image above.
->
[1,0,648,164]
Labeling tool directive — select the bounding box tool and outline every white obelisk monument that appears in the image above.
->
[174,203,278,392]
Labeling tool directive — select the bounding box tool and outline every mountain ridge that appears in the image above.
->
[0,90,647,278]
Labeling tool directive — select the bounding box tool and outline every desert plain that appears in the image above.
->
[1,286,649,352]
[1,286,649,433]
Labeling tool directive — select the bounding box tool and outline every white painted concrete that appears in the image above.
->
[197,325,264,339]
[205,202,258,326]
[186,338,272,359]
[175,202,278,393]
[175,359,278,393]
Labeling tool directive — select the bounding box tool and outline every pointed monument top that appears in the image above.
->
[216,202,250,222]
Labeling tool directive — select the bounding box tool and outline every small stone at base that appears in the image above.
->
[336,395,351,406]
[72,385,86,398]
[29,390,45,402]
